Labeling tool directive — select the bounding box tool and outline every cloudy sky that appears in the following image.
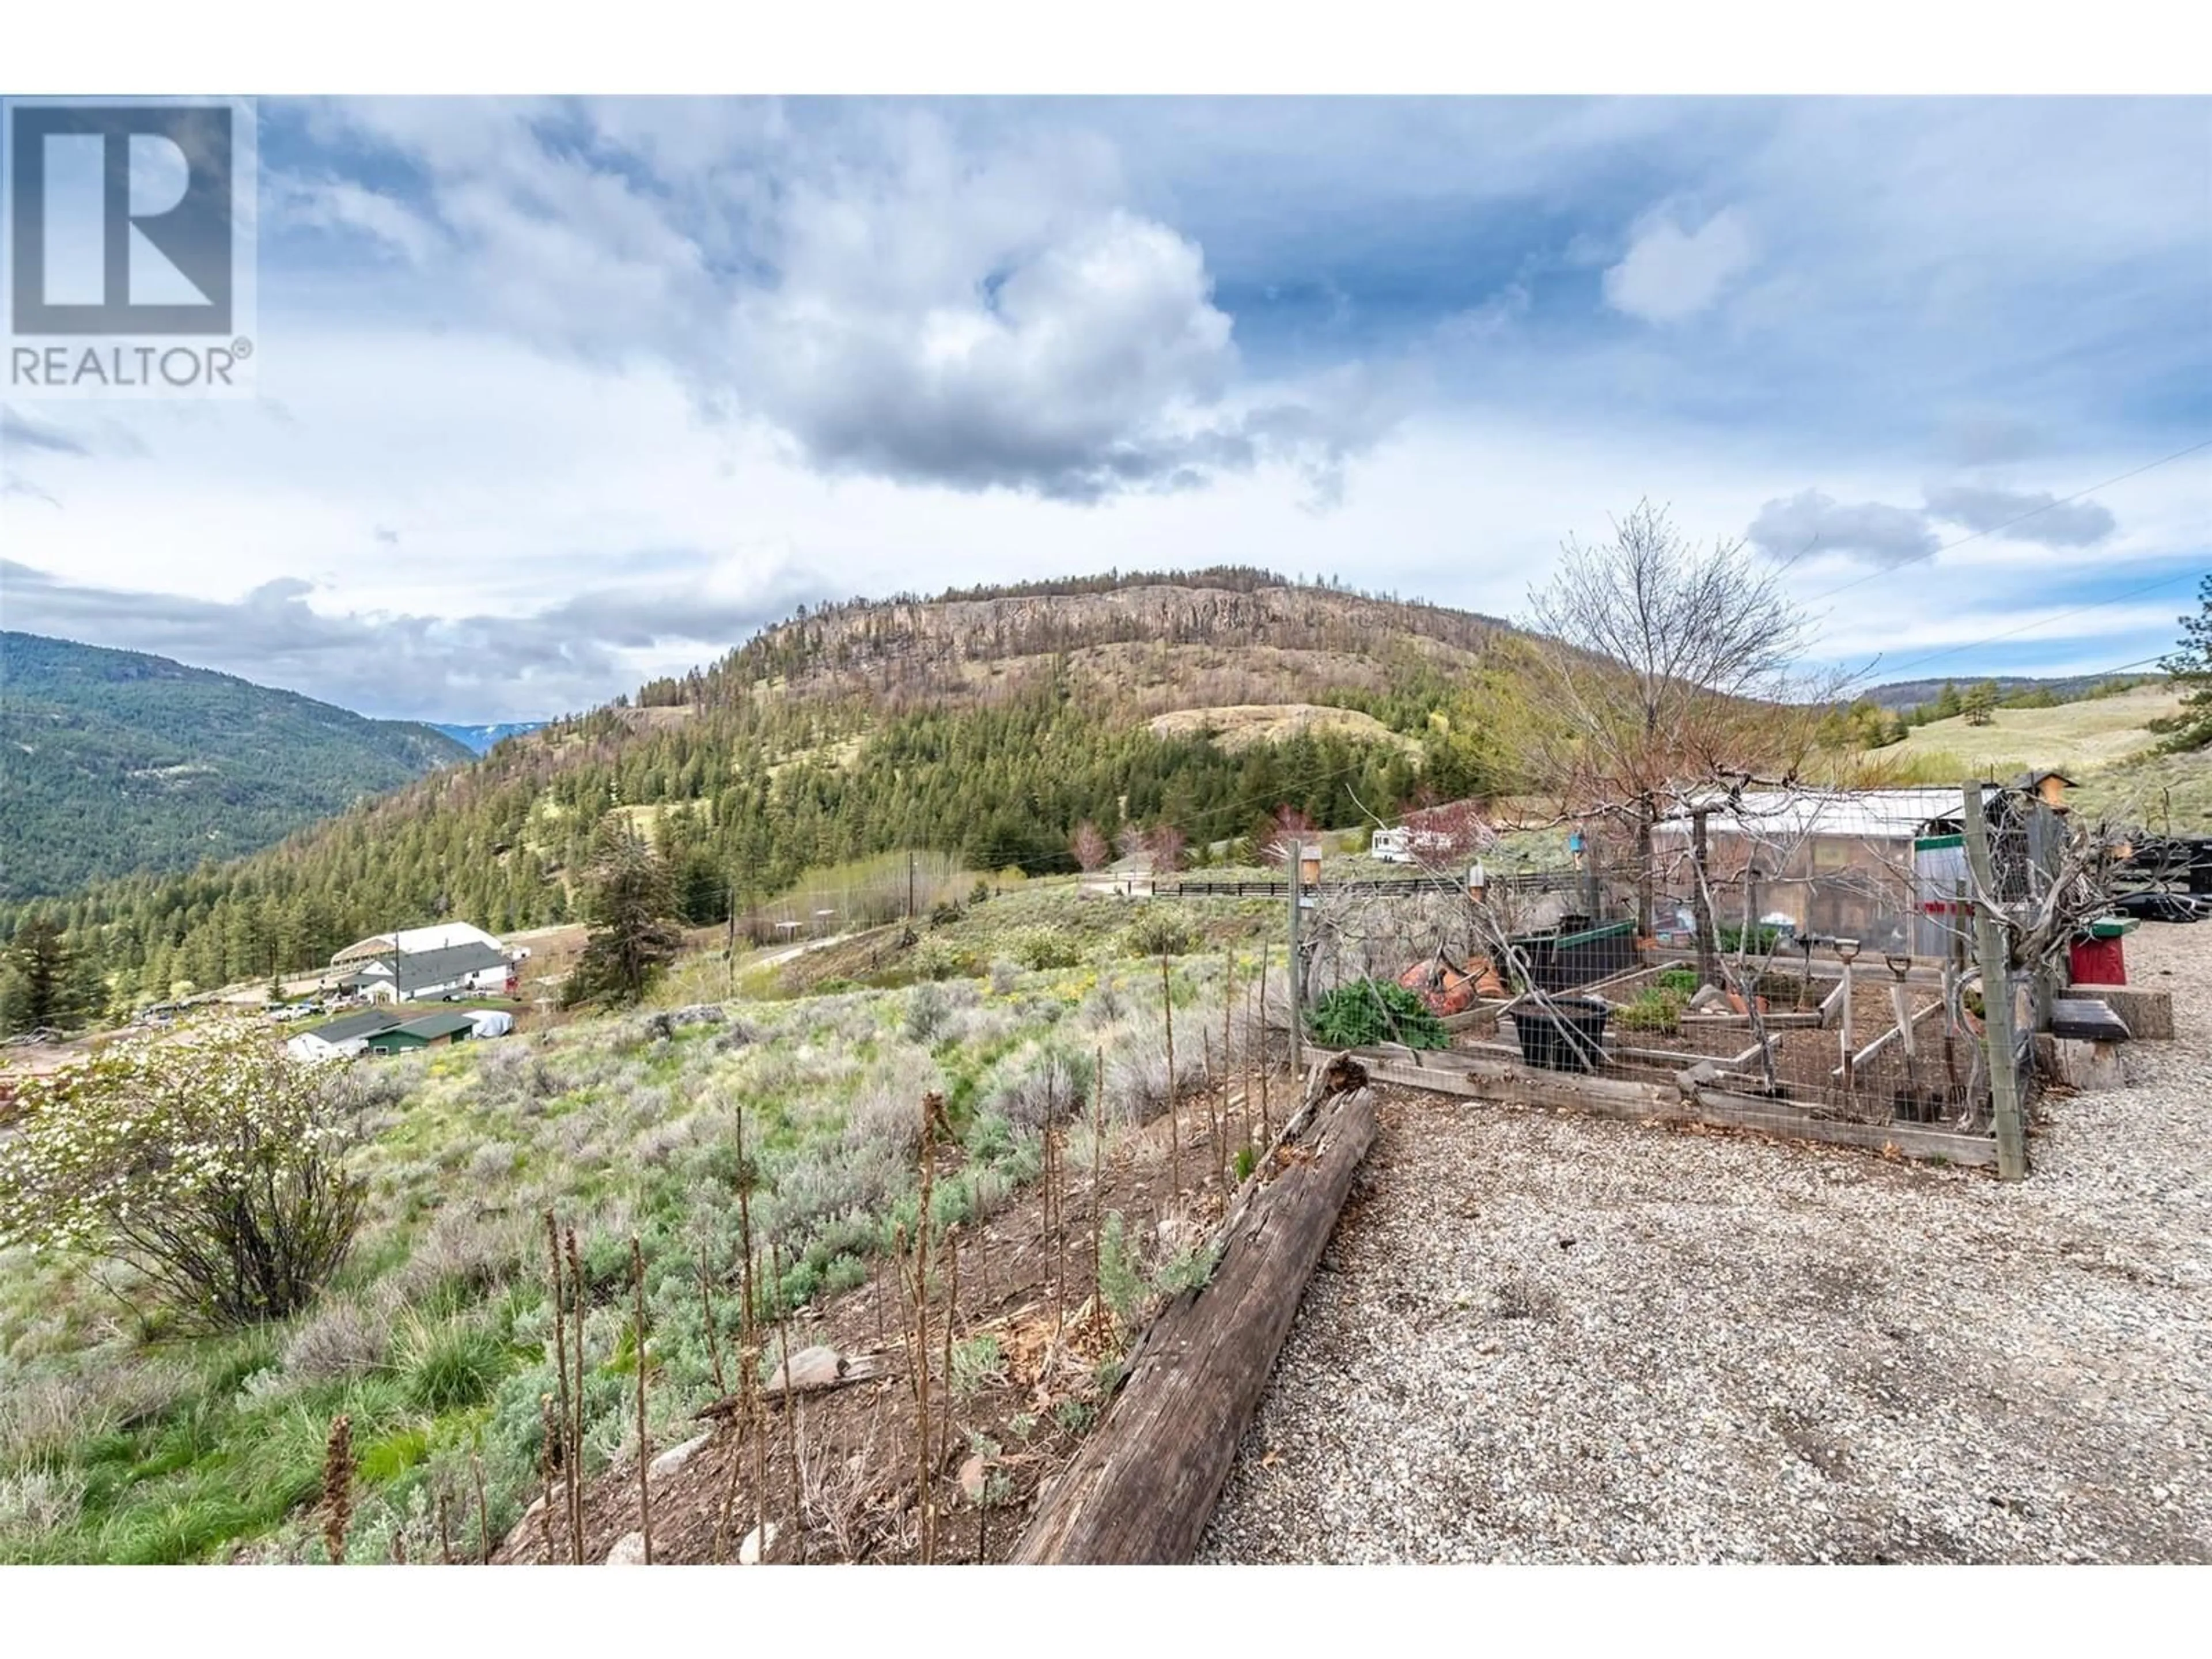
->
[3,95,2207,722]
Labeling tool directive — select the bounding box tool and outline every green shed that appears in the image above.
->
[365,1011,476,1054]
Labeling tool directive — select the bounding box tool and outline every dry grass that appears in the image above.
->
[1146,703,1421,756]
[1880,684,2181,775]
[2071,745,2212,832]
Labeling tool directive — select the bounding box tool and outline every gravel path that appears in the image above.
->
[1202,923,2212,1563]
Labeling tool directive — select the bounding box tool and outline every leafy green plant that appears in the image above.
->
[1716,922,1783,955]
[1653,967,1699,995]
[1010,929,1084,971]
[1613,987,1685,1034]
[1305,979,1448,1050]
[910,937,974,982]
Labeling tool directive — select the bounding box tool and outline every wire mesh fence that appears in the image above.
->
[1268,848,2009,1153]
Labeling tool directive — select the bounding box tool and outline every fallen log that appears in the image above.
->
[1010,1074,1378,1563]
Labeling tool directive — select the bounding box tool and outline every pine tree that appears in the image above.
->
[562,817,684,1008]
[1961,680,1999,727]
[1,916,82,1035]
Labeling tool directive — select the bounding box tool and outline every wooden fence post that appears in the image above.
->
[2025,800,2063,1036]
[1962,782,2028,1180]
[1691,806,1718,989]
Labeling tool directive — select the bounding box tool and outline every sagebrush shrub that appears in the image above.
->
[905,981,952,1043]
[280,1297,391,1384]
[395,1205,529,1304]
[982,1042,1095,1136]
[843,1084,926,1160]
[1096,1211,1147,1332]
[465,1139,522,1183]
[950,1334,1006,1399]
[1123,910,1196,959]
[0,1363,186,1469]
[0,1467,87,1535]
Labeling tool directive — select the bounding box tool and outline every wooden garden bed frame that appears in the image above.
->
[1302,1043,1998,1169]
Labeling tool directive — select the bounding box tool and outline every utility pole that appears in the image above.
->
[1962,782,2028,1181]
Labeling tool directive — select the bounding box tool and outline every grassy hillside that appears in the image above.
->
[0,913,1272,1564]
[1,633,470,902]
[1869,683,2183,782]
[2070,747,2212,832]
[1851,681,2207,828]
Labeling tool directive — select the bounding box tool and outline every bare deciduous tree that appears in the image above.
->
[1070,821,1110,873]
[1521,500,1835,934]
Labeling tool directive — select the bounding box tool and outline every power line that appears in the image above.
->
[1794,436,2212,605]
[1866,570,2200,682]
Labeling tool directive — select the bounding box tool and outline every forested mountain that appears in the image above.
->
[0,632,471,902]
[1,574,1524,1013]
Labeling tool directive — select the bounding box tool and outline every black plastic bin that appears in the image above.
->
[1510,997,1612,1073]
[1508,919,1638,993]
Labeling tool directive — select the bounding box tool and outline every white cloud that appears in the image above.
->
[8,98,2205,716]
[1602,206,1756,324]
[271,174,444,267]
[1745,488,1937,567]
[734,194,1242,499]
[1922,481,2115,547]
[273,103,1393,503]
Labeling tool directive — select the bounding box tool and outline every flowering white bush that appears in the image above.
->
[0,1024,364,1330]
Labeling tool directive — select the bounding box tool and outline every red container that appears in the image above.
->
[2069,935,2126,987]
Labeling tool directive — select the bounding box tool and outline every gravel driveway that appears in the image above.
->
[1202,923,2212,1563]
